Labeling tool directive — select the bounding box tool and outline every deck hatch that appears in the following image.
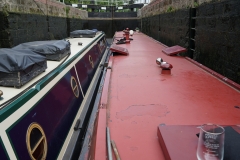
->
[162,45,187,56]
[110,44,129,55]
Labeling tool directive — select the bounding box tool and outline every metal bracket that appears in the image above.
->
[74,119,82,131]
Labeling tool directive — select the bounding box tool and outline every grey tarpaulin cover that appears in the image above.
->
[0,48,46,73]
[13,40,71,61]
[70,30,97,38]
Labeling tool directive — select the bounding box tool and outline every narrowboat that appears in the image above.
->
[80,30,240,160]
[0,30,109,160]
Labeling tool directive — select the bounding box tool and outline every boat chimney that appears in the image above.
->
[123,28,130,43]
[0,90,3,98]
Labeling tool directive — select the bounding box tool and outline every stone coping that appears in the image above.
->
[0,0,87,19]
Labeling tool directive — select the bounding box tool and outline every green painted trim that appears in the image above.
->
[35,69,60,91]
[58,33,104,73]
[4,85,58,159]
[1,32,104,125]
[0,89,38,123]
[0,33,105,122]
[36,32,104,90]
[4,90,52,159]
[0,136,10,159]
[3,33,107,159]
[6,38,107,159]
[56,40,108,159]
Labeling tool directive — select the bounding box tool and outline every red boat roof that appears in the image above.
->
[94,31,240,160]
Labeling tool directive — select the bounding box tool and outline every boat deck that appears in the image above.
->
[96,32,240,160]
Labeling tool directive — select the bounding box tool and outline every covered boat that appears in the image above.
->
[0,48,47,88]
[70,30,97,38]
[12,40,71,61]
[0,31,108,160]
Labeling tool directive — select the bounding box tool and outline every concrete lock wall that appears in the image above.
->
[86,18,139,38]
[141,9,189,48]
[0,0,87,47]
[194,0,240,84]
[140,0,240,84]
[0,0,138,47]
[0,0,239,84]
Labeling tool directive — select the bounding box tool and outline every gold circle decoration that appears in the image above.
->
[26,123,47,160]
[89,55,94,68]
[71,76,79,98]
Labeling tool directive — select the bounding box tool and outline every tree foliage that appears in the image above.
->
[59,0,128,8]
[60,0,79,3]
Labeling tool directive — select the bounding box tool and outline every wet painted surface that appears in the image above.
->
[106,32,240,160]
[116,104,169,120]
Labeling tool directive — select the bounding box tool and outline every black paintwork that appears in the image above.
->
[0,138,9,160]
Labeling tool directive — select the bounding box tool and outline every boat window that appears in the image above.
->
[26,123,47,160]
[71,76,79,98]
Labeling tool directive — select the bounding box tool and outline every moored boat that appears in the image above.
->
[80,30,240,160]
[0,31,109,160]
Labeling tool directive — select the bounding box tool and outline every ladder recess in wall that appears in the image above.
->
[188,8,196,58]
